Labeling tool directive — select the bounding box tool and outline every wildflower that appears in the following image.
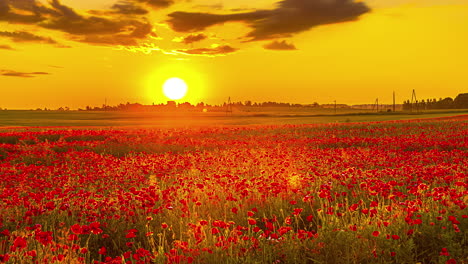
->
[98,246,106,255]
[440,248,450,256]
[71,224,82,234]
[211,228,220,235]
[11,237,27,252]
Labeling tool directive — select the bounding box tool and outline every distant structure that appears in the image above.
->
[167,101,176,108]
[372,98,379,112]
[410,89,418,112]
[393,91,396,112]
[226,97,233,115]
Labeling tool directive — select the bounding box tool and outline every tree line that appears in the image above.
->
[402,93,468,111]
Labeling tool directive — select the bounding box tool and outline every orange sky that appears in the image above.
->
[1,0,467,109]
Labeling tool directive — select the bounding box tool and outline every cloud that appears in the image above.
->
[263,40,297,50]
[39,1,155,46]
[193,3,224,11]
[0,0,45,24]
[0,69,49,78]
[180,33,208,44]
[167,0,370,41]
[0,44,14,50]
[0,31,57,44]
[89,1,149,15]
[136,0,174,9]
[112,1,149,15]
[0,0,155,47]
[175,45,238,56]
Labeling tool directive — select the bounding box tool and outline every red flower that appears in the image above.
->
[11,237,27,251]
[372,231,380,237]
[71,224,82,235]
[89,222,103,234]
[126,230,137,238]
[349,204,359,211]
[98,246,107,255]
[211,228,220,235]
[248,218,257,225]
[391,235,400,240]
[440,248,450,256]
[35,231,53,246]
[293,208,303,215]
[0,254,10,262]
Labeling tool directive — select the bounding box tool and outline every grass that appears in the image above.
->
[0,109,467,128]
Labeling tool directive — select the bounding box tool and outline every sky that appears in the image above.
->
[1,0,467,109]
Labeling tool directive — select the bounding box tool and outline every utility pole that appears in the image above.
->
[411,89,418,112]
[226,97,232,115]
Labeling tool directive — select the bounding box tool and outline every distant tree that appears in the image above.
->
[435,97,454,109]
[402,100,411,111]
[454,93,468,109]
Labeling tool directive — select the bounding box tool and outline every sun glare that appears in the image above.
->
[163,77,188,100]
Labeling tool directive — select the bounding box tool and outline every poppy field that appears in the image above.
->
[0,116,467,263]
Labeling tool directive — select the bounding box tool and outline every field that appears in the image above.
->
[2,109,468,128]
[0,114,467,263]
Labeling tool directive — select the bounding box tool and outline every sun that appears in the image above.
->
[163,77,188,100]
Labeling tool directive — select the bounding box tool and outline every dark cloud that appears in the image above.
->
[89,1,149,15]
[167,11,269,33]
[49,0,81,20]
[39,1,155,46]
[0,0,45,24]
[136,0,174,9]
[181,33,207,44]
[167,0,370,41]
[0,0,155,47]
[0,69,49,78]
[193,3,224,10]
[0,31,57,44]
[0,44,14,50]
[112,1,149,15]
[80,34,139,46]
[176,45,238,56]
[263,40,297,50]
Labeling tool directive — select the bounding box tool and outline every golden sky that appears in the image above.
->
[1,0,467,109]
